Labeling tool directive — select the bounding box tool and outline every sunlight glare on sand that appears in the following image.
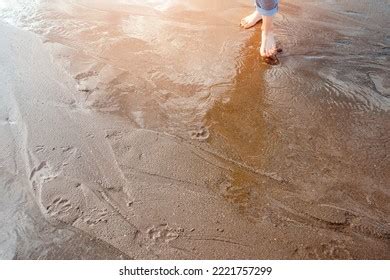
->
[0,0,8,9]
[121,0,177,11]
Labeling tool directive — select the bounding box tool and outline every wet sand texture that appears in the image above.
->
[1,0,390,259]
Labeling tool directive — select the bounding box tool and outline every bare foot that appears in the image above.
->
[240,10,262,29]
[260,31,277,57]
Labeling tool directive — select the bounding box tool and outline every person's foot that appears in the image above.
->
[240,10,262,29]
[260,31,277,57]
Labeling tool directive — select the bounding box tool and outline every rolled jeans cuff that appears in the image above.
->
[255,0,279,16]
[256,6,278,16]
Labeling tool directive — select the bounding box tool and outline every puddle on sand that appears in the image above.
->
[1,0,389,259]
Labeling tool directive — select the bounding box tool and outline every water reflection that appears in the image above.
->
[205,30,268,168]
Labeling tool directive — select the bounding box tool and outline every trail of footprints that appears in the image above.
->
[26,128,389,258]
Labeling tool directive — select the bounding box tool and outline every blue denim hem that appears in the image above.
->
[255,0,279,16]
[256,5,278,16]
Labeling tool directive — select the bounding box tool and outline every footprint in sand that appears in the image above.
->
[189,126,210,141]
[75,71,99,93]
[302,240,352,260]
[350,217,390,240]
[46,197,72,217]
[146,224,183,244]
[38,177,85,225]
[83,208,109,226]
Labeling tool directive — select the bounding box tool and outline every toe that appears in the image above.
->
[243,22,252,29]
[241,19,249,28]
[241,14,262,29]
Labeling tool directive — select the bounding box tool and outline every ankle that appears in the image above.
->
[261,15,274,34]
[261,29,274,35]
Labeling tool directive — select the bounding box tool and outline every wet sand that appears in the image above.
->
[0,0,389,259]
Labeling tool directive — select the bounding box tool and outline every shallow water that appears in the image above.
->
[1,0,389,259]
[0,0,388,129]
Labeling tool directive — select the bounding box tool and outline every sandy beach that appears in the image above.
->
[0,0,389,259]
